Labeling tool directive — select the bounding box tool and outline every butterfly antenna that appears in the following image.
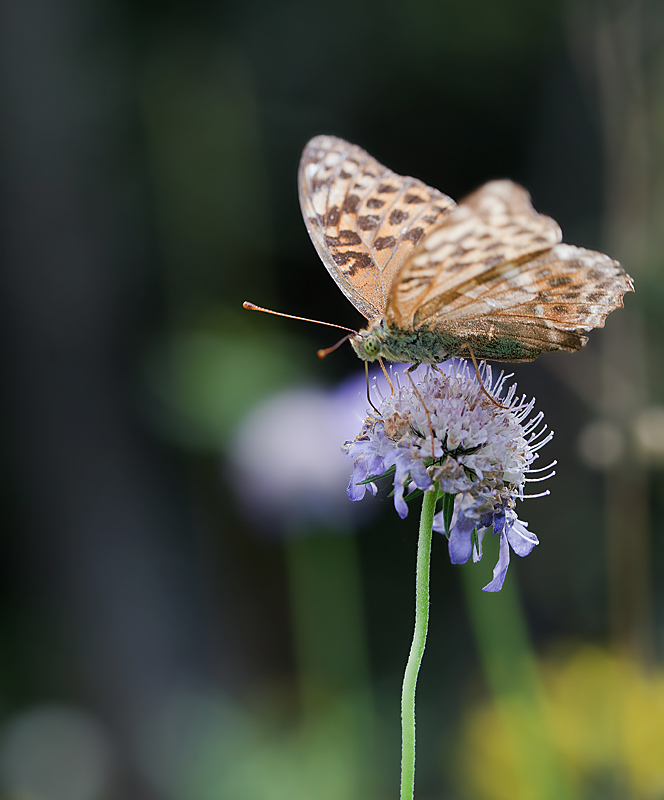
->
[243,301,357,334]
[460,343,509,410]
[317,335,351,359]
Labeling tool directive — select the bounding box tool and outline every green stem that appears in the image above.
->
[400,486,437,800]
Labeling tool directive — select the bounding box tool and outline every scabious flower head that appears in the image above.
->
[343,362,555,591]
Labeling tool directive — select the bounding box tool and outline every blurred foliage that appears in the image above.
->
[140,309,311,448]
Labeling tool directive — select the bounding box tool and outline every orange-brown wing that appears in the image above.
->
[386,180,562,328]
[406,244,634,360]
[298,135,455,320]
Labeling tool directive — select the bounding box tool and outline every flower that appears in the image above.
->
[230,375,375,534]
[457,645,664,800]
[343,362,555,591]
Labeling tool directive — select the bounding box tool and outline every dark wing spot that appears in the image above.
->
[358,215,380,230]
[536,268,552,279]
[484,242,502,252]
[562,292,581,300]
[548,276,573,287]
[389,209,409,225]
[325,230,362,247]
[375,236,396,251]
[587,291,603,302]
[533,235,549,243]
[332,251,373,276]
[339,170,352,179]
[553,305,569,314]
[324,206,340,226]
[587,269,605,280]
[312,177,332,191]
[366,197,385,209]
[377,183,398,193]
[342,195,360,213]
[404,227,424,244]
[404,193,426,204]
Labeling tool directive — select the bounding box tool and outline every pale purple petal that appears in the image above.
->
[492,507,506,537]
[506,516,539,557]
[393,459,412,519]
[473,528,486,562]
[482,532,511,592]
[347,476,367,502]
[448,516,476,564]
[409,457,433,492]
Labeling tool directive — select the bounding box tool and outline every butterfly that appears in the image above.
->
[294,134,634,366]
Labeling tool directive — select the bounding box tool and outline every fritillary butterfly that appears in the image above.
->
[296,135,633,365]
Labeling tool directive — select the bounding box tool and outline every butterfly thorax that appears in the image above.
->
[351,318,457,365]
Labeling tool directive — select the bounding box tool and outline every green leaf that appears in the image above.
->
[356,465,396,486]
[402,487,425,503]
[441,493,456,539]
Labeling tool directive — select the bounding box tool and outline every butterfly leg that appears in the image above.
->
[459,343,508,410]
[378,357,394,393]
[406,369,437,461]
[365,362,380,414]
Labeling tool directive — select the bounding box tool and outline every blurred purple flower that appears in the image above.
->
[343,362,554,591]
[230,375,374,533]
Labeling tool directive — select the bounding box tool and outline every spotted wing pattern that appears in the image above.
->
[386,181,634,359]
[386,180,562,328]
[423,244,633,359]
[299,135,455,320]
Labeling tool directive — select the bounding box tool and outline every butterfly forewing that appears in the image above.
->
[299,135,455,319]
[386,180,562,329]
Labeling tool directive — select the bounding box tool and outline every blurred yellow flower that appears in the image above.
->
[456,646,664,799]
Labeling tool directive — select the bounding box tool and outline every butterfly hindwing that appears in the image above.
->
[403,243,633,360]
[386,180,563,329]
[298,135,455,320]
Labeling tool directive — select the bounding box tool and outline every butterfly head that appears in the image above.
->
[350,319,387,362]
